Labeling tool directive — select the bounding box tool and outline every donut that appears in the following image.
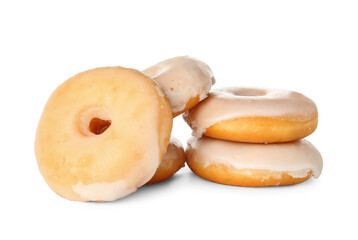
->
[186,136,323,187]
[35,67,173,201]
[146,137,186,185]
[183,87,318,143]
[143,56,215,117]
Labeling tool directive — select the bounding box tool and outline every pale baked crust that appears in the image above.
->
[35,67,173,201]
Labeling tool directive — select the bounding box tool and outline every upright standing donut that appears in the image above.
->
[143,56,215,117]
[35,67,173,201]
[184,87,318,143]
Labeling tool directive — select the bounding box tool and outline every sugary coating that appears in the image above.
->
[146,137,186,185]
[35,67,173,201]
[143,56,215,117]
[186,136,323,187]
[183,87,318,143]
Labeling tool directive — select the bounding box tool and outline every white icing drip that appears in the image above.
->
[183,87,318,137]
[143,56,214,113]
[187,137,323,178]
[286,169,311,178]
[72,180,136,202]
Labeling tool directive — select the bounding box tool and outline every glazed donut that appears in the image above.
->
[143,56,215,117]
[186,136,323,187]
[183,87,318,143]
[35,67,173,201]
[146,137,186,185]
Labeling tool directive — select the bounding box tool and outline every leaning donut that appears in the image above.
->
[35,67,173,201]
[183,87,318,143]
[143,56,215,117]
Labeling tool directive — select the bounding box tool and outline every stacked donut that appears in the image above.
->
[35,56,323,202]
[183,88,323,187]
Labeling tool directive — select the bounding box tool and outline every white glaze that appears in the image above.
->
[186,137,323,178]
[183,87,318,137]
[143,56,215,113]
[161,137,185,167]
[72,180,136,201]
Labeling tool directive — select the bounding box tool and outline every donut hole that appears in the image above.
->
[79,107,112,136]
[89,118,111,135]
[233,88,266,97]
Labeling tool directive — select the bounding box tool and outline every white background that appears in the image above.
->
[1,0,357,239]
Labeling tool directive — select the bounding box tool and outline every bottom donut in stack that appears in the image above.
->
[184,87,323,187]
[186,136,323,187]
